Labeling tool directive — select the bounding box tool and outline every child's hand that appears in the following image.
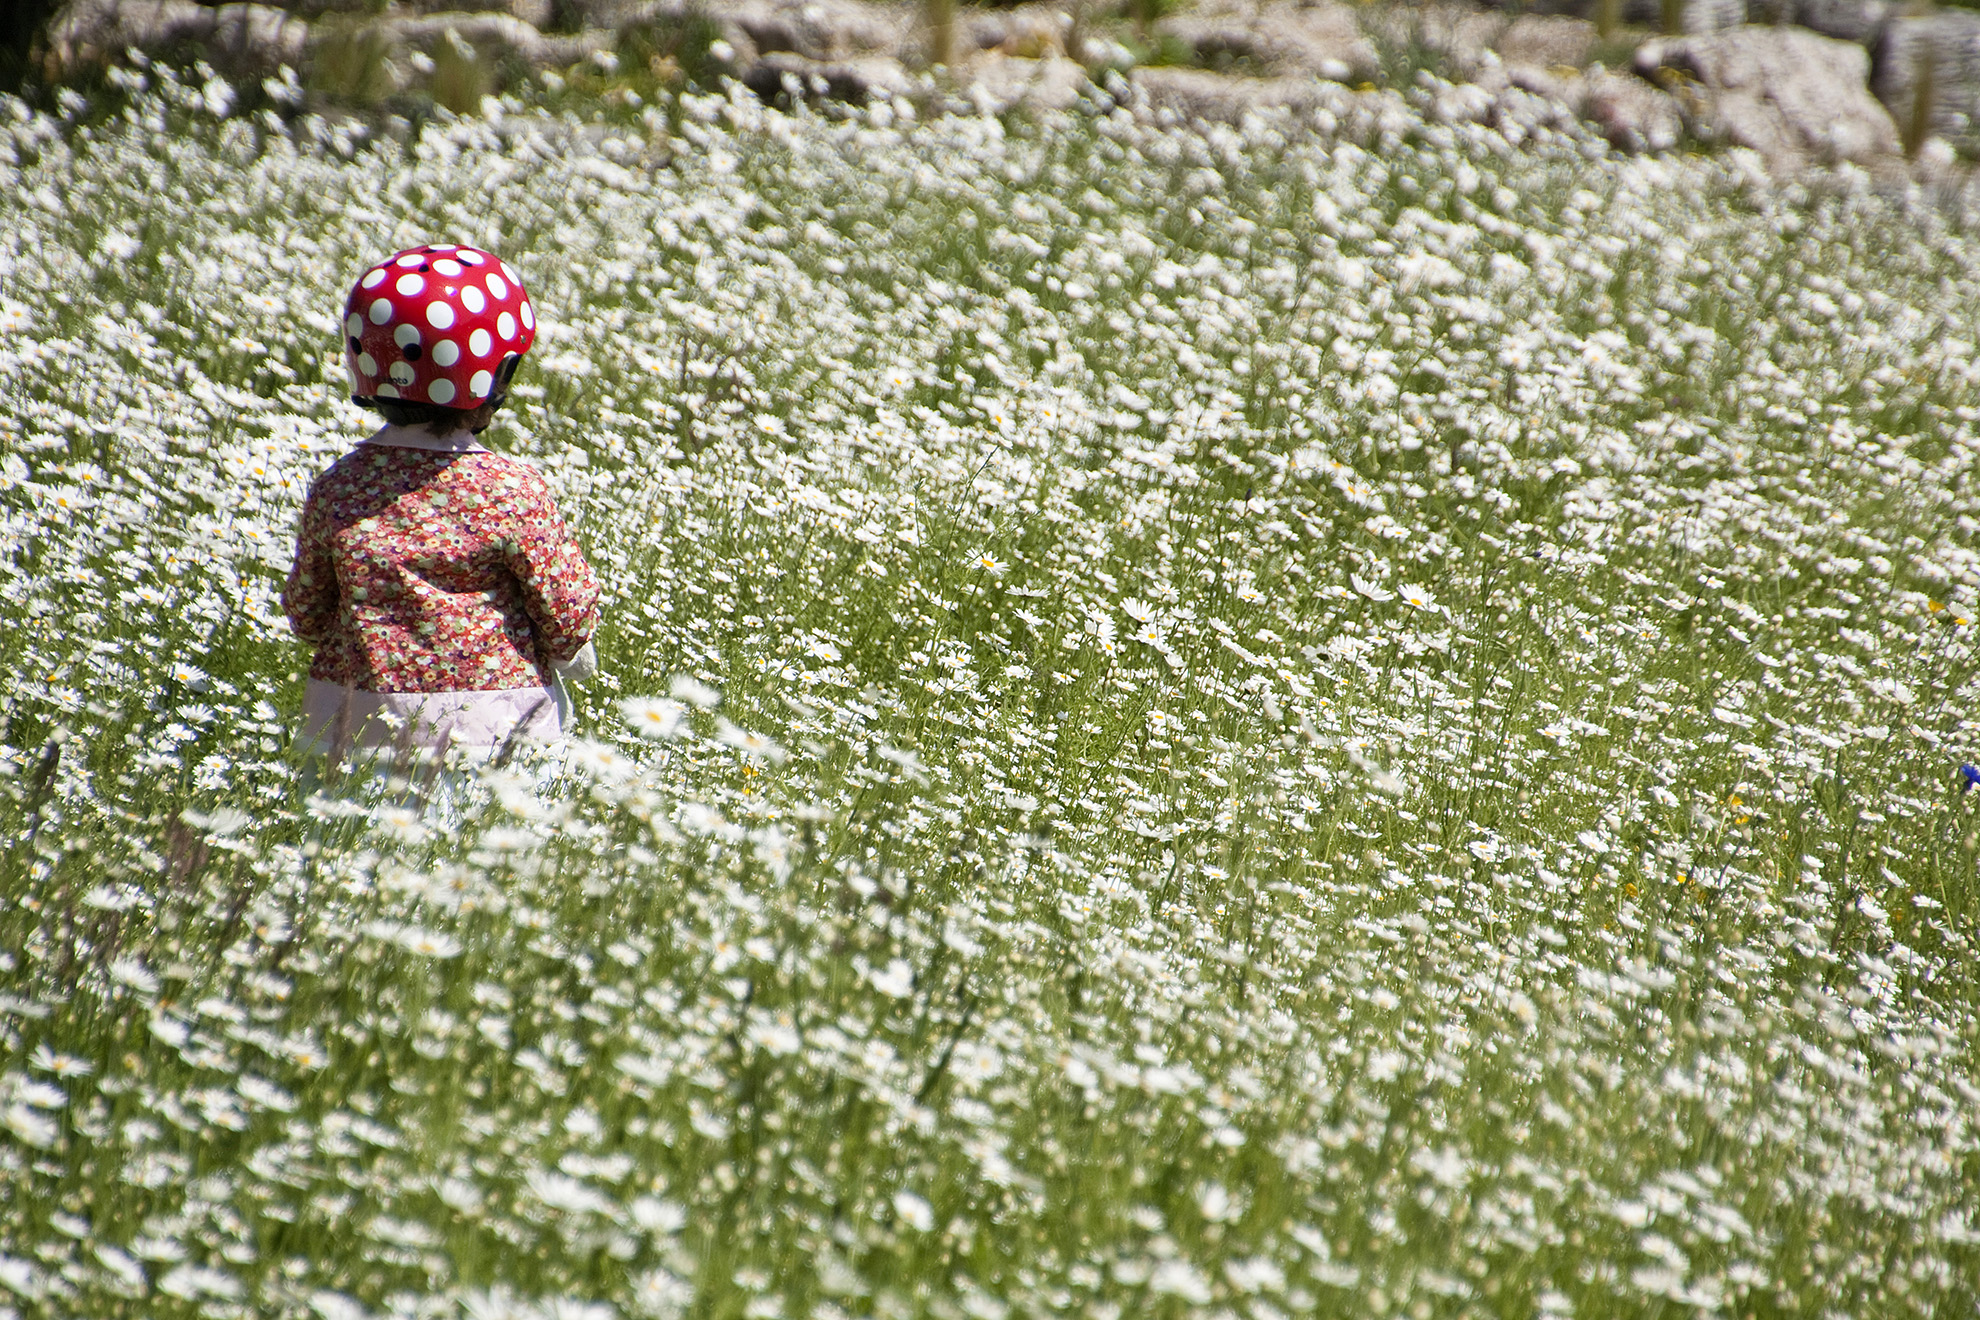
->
[556,641,599,687]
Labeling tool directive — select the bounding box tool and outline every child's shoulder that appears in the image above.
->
[457,449,550,485]
[436,451,562,509]
[463,447,538,469]
[312,442,417,485]
[317,443,540,474]
[308,442,554,502]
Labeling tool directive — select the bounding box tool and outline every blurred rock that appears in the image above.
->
[720,0,909,62]
[1365,4,1608,82]
[1133,64,1427,142]
[1131,64,1356,122]
[1786,0,1889,43]
[41,0,612,80]
[1580,66,1681,151]
[1473,0,1744,32]
[1670,0,1745,33]
[1638,28,1897,169]
[966,6,1070,59]
[1493,59,1579,104]
[741,48,910,103]
[210,3,310,72]
[1491,14,1595,70]
[547,0,658,26]
[1873,13,1980,157]
[268,0,366,12]
[17,0,1959,179]
[338,11,615,68]
[41,0,217,79]
[1159,1,1377,84]
[961,51,1086,113]
[1367,4,1500,78]
[384,0,555,20]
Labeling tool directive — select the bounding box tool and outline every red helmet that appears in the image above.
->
[342,243,536,408]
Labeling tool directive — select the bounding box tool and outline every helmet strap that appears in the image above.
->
[469,354,525,434]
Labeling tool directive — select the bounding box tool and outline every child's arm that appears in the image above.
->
[504,469,602,667]
[281,490,339,643]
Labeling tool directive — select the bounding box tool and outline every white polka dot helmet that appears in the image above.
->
[343,242,536,409]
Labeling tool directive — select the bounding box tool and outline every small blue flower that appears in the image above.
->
[1962,765,1980,793]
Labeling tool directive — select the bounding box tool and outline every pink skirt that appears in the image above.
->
[299,680,566,764]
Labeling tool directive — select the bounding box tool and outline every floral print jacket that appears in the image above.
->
[283,435,599,694]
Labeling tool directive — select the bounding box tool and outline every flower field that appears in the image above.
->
[4,64,1980,1320]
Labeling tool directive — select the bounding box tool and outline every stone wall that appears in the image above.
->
[18,0,1980,174]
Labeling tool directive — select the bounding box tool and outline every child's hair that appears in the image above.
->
[356,353,524,433]
[363,398,494,430]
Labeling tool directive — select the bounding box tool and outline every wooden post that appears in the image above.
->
[928,0,956,67]
[1597,0,1623,41]
[1905,40,1938,158]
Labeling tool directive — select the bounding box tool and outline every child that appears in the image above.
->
[283,242,600,788]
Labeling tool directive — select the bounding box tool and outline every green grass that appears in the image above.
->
[1,65,1979,1320]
